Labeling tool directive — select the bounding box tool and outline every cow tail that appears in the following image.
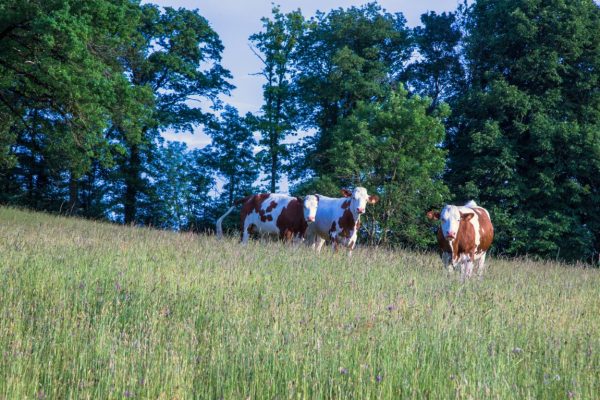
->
[216,206,236,239]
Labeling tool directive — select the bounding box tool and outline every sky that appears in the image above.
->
[147,0,464,149]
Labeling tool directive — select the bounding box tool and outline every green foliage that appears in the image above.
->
[447,0,600,261]
[1,208,599,398]
[113,4,233,224]
[0,0,146,206]
[204,106,258,207]
[141,140,214,230]
[322,86,450,247]
[292,3,412,179]
[404,11,464,108]
[249,7,305,192]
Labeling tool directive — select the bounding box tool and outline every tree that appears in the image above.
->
[403,11,464,109]
[114,4,233,224]
[0,0,147,211]
[204,106,258,207]
[322,86,450,247]
[447,0,600,261]
[249,7,305,192]
[291,3,412,186]
[141,140,214,230]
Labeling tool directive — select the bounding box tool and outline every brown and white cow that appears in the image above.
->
[306,187,379,255]
[216,193,319,244]
[427,201,494,278]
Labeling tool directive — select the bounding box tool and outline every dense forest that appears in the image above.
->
[1,0,599,262]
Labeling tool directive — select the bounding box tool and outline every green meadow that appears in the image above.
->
[1,207,599,399]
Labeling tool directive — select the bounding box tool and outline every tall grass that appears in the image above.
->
[1,207,598,399]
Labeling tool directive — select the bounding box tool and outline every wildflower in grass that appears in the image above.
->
[568,391,575,399]
[511,347,523,355]
[124,389,133,398]
[115,282,122,292]
[386,304,395,312]
[376,374,383,383]
[36,390,45,399]
[339,367,348,375]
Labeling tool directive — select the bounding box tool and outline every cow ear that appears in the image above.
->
[340,189,352,197]
[368,195,379,204]
[427,210,440,220]
[460,212,474,222]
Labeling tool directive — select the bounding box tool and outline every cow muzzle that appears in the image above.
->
[357,208,365,214]
[306,216,315,223]
[445,231,456,240]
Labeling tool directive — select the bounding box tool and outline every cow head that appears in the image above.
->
[302,195,319,223]
[341,187,379,216]
[428,205,474,240]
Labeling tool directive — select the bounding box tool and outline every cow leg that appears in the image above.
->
[280,230,293,244]
[314,237,326,252]
[476,252,487,277]
[331,237,339,252]
[241,222,253,245]
[442,252,453,273]
[292,233,304,246]
[347,240,356,257]
[461,254,474,279]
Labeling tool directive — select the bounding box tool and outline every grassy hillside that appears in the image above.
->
[1,207,599,399]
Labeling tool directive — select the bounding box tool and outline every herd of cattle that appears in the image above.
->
[216,187,494,278]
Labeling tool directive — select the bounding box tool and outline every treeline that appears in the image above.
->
[1,0,599,262]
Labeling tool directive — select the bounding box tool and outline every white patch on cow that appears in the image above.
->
[464,200,478,208]
[303,195,319,223]
[440,205,461,239]
[461,201,480,248]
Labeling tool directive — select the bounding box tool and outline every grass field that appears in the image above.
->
[1,207,599,399]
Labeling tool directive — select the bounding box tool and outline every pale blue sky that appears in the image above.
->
[147,0,464,149]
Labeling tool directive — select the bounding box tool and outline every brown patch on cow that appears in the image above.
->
[341,199,351,209]
[337,209,356,238]
[329,221,337,234]
[276,198,308,241]
[239,194,271,240]
[341,189,352,197]
[266,201,277,212]
[260,213,273,222]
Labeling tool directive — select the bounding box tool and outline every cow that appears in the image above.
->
[306,187,379,255]
[427,200,494,278]
[216,193,319,244]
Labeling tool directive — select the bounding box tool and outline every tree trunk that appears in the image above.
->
[67,172,79,214]
[124,143,140,224]
[270,149,277,193]
[229,174,235,206]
